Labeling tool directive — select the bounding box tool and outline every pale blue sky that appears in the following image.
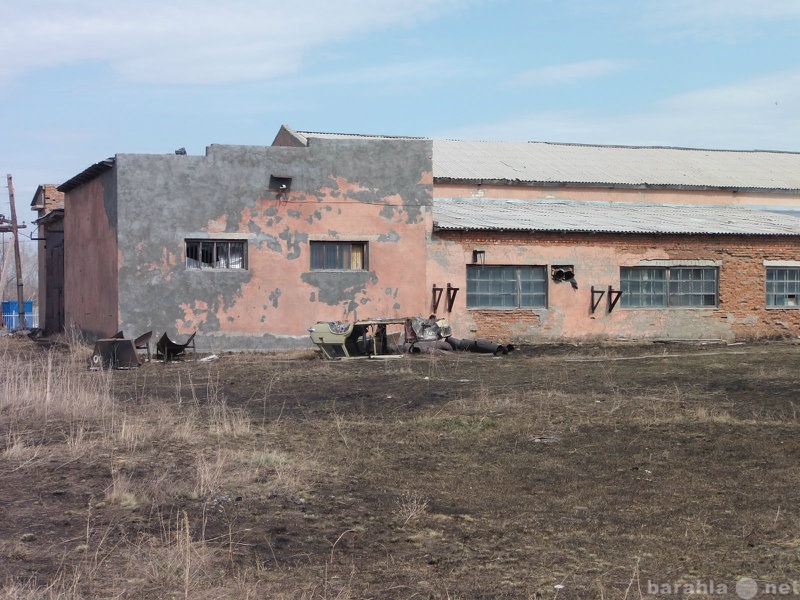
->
[2,0,799,224]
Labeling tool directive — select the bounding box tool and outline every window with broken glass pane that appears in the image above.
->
[185,240,247,269]
[766,267,800,307]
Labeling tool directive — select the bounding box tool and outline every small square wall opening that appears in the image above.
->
[269,175,292,194]
[551,265,575,281]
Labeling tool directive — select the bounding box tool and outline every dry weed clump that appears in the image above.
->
[395,491,429,527]
[1,431,39,464]
[0,345,115,425]
[105,469,140,508]
[194,448,230,499]
[207,396,252,438]
[0,579,84,600]
[244,447,318,496]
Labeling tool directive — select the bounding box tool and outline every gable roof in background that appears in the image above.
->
[295,127,800,191]
[433,140,800,191]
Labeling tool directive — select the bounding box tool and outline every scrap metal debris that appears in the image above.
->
[309,315,513,359]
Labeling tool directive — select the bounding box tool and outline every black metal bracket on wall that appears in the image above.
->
[432,283,459,313]
[607,286,622,312]
[432,284,443,313]
[446,283,458,312]
[591,285,623,313]
[591,286,605,313]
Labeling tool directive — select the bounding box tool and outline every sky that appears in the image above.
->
[1,0,799,229]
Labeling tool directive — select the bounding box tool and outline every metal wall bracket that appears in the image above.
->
[607,286,622,312]
[591,286,606,313]
[445,283,459,313]
[432,283,459,313]
[432,284,443,313]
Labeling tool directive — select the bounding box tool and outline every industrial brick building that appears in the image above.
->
[30,184,64,334]
[430,140,800,341]
[43,125,800,350]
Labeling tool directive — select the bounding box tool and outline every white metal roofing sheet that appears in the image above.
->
[433,199,800,236]
[433,140,800,190]
[299,129,800,190]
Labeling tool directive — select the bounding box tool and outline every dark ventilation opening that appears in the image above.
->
[269,175,292,194]
[551,265,575,281]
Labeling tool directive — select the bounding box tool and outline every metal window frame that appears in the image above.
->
[766,266,800,308]
[466,264,547,309]
[621,266,718,308]
[309,241,369,271]
[185,239,248,270]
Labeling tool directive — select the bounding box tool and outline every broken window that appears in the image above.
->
[621,266,717,308]
[186,240,247,270]
[466,265,547,309]
[310,241,368,270]
[766,267,800,307]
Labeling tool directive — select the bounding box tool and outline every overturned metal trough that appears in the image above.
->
[89,338,140,370]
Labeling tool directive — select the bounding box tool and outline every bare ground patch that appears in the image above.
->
[2,336,800,598]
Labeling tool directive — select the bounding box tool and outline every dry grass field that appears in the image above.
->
[2,334,800,599]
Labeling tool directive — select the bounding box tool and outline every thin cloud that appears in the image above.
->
[435,68,800,151]
[662,68,800,111]
[646,0,800,22]
[512,59,634,87]
[0,0,471,85]
[289,58,464,89]
[637,0,800,39]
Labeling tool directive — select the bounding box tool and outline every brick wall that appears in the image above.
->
[433,231,800,342]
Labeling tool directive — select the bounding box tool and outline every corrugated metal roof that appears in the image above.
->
[300,131,800,190]
[433,140,800,191]
[298,130,427,141]
[33,208,64,225]
[433,199,800,236]
[58,158,115,193]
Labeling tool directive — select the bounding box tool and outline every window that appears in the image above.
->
[766,267,800,307]
[310,241,368,270]
[466,265,547,309]
[186,240,247,269]
[621,266,717,308]
[620,268,666,307]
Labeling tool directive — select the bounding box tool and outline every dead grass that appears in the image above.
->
[2,337,800,598]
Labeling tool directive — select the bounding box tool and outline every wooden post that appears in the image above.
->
[6,175,26,329]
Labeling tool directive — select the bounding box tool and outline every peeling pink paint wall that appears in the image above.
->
[112,139,434,351]
[196,181,432,336]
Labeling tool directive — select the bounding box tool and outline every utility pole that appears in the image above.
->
[3,175,27,330]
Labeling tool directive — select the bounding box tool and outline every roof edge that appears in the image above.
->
[58,158,116,193]
[33,208,64,225]
[431,223,800,237]
[271,124,309,147]
[433,177,800,194]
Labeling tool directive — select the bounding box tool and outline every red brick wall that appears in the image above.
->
[431,231,800,342]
